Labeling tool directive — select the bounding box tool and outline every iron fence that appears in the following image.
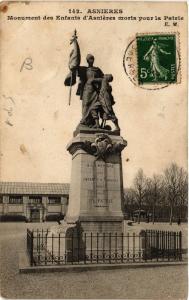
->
[26,229,182,266]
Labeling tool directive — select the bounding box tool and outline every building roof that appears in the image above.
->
[0,182,70,195]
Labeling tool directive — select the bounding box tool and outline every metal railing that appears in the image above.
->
[26,229,182,266]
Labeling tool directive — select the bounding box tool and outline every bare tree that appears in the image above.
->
[123,188,136,219]
[163,163,186,225]
[143,177,152,217]
[133,168,147,223]
[150,174,163,224]
[177,168,188,223]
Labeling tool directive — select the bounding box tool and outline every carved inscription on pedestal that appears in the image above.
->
[82,160,119,208]
[93,160,108,207]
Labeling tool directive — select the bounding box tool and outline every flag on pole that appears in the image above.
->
[68,30,81,71]
[64,30,81,105]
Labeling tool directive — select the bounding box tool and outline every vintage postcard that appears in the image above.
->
[0,1,188,299]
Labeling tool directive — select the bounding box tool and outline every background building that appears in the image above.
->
[0,181,187,223]
[0,182,69,222]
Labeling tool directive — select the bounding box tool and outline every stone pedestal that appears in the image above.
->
[65,129,127,235]
[45,129,127,262]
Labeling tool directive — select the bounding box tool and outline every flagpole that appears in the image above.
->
[68,72,73,106]
[67,29,80,106]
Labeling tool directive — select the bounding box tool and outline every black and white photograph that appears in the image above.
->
[0,1,188,299]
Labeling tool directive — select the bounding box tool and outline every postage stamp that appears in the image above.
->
[137,34,177,84]
[123,33,180,90]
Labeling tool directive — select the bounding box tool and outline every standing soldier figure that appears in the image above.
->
[64,30,103,128]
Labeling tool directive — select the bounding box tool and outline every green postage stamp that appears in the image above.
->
[137,34,177,84]
[123,33,180,89]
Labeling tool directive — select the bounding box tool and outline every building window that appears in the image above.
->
[0,196,3,204]
[29,196,42,204]
[9,195,23,204]
[48,197,61,204]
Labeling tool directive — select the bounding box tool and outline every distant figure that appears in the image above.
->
[146,214,150,223]
[177,217,181,225]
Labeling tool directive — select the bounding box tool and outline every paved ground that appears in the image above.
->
[0,222,188,299]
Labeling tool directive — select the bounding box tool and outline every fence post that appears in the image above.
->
[156,231,159,262]
[168,231,170,261]
[121,232,124,263]
[37,229,39,252]
[133,233,135,262]
[109,233,111,264]
[176,232,179,260]
[51,233,54,264]
[58,233,60,264]
[150,230,152,261]
[38,233,41,264]
[103,233,105,263]
[173,232,176,260]
[127,232,130,261]
[97,233,99,264]
[84,233,86,264]
[162,231,165,261]
[42,229,43,248]
[115,232,117,263]
[144,231,147,262]
[165,231,168,260]
[138,234,141,261]
[45,231,48,265]
[90,232,93,263]
[30,230,34,266]
[179,231,182,261]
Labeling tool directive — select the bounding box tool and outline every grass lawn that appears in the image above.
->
[0,222,188,299]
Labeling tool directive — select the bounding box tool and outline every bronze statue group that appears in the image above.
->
[65,31,120,131]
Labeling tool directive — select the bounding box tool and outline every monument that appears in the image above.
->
[64,30,127,235]
[46,31,127,259]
